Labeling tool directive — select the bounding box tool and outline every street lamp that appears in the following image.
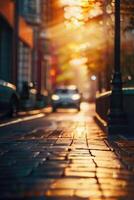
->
[108,0,127,134]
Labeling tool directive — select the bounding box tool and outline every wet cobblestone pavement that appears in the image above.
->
[0,104,134,200]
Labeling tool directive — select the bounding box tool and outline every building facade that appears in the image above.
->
[0,0,33,90]
[18,0,42,91]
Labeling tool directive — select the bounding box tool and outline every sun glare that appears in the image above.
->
[46,0,113,87]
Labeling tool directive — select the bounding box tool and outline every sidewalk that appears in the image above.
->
[0,106,134,199]
[109,136,134,172]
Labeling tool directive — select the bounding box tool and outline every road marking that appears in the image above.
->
[0,113,45,128]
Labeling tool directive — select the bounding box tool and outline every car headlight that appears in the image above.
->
[72,94,80,100]
[52,94,60,101]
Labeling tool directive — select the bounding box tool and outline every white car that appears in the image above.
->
[51,86,81,112]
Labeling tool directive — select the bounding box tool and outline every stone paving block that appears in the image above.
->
[46,155,66,161]
[56,138,72,143]
[0,169,32,178]
[49,178,98,190]
[90,150,117,158]
[69,149,89,154]
[64,168,96,178]
[68,156,92,160]
[70,160,96,167]
[43,160,70,167]
[45,189,75,197]
[102,189,134,198]
[88,145,110,150]
[31,169,64,178]
[74,189,102,198]
[96,169,134,180]
[93,160,124,169]
[0,110,134,200]
[67,165,95,172]
[67,163,96,170]
[98,177,128,187]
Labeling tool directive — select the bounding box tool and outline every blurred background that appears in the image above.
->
[0,0,134,107]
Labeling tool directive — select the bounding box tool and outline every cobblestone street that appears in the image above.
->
[0,103,134,200]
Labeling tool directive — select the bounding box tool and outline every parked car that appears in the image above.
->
[36,90,49,109]
[0,80,19,117]
[20,82,49,110]
[51,85,81,112]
